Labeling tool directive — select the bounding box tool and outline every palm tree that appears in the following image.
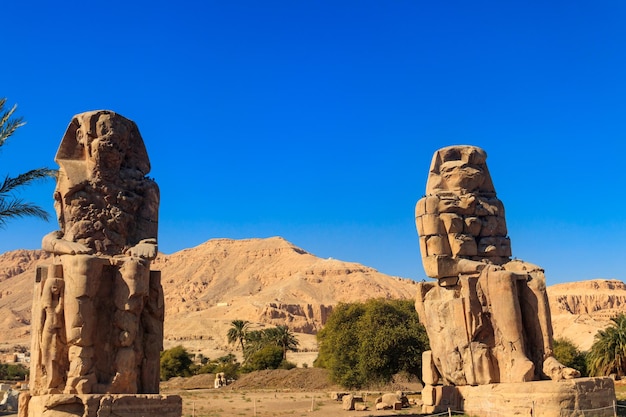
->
[227,319,250,353]
[587,314,626,377]
[0,98,55,228]
[243,329,264,362]
[265,325,299,360]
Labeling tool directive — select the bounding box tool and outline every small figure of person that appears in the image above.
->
[40,276,66,393]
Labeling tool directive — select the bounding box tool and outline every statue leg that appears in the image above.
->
[484,269,535,382]
[524,271,580,380]
[110,257,150,393]
[60,255,104,394]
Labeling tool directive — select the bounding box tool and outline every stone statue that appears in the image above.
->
[214,372,226,388]
[29,110,164,398]
[415,145,579,386]
[22,111,180,417]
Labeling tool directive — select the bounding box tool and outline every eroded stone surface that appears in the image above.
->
[21,393,181,417]
[456,377,615,417]
[415,145,579,385]
[25,111,169,414]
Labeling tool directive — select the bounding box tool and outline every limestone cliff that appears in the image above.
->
[548,279,626,351]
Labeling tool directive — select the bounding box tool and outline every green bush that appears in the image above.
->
[553,338,588,376]
[0,362,29,380]
[315,299,429,388]
[195,362,218,375]
[160,345,193,381]
[242,345,284,372]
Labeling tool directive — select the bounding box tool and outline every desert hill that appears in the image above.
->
[153,237,418,354]
[0,237,418,356]
[0,238,624,358]
[0,249,51,345]
[547,279,626,351]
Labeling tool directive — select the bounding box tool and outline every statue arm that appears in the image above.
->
[125,181,159,260]
[126,238,158,260]
[42,231,92,255]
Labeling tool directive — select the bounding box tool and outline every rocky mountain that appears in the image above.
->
[153,237,418,351]
[0,238,623,356]
[547,279,626,351]
[0,237,418,354]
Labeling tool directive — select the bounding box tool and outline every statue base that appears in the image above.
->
[19,393,182,417]
[422,377,616,417]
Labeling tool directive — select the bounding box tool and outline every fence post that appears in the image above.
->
[448,407,452,416]
[614,399,617,417]
[531,400,535,416]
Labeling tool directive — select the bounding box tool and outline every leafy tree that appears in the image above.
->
[242,345,284,372]
[160,345,194,381]
[195,361,218,375]
[314,302,365,387]
[194,353,241,379]
[553,337,588,376]
[0,362,29,380]
[227,319,250,353]
[0,98,55,228]
[215,354,240,380]
[315,299,430,389]
[587,314,626,377]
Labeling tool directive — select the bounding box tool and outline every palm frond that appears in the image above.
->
[588,314,626,376]
[0,101,25,148]
[0,169,57,196]
[0,199,50,228]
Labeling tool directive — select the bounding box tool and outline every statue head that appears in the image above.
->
[42,278,64,307]
[56,110,150,183]
[426,145,495,196]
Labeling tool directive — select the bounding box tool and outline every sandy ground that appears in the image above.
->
[0,390,424,417]
[164,388,424,417]
[0,393,424,417]
[159,369,425,416]
[1,369,426,417]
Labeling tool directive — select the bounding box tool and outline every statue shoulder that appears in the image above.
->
[416,195,440,216]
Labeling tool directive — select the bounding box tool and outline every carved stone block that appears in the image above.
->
[422,214,445,235]
[425,235,450,257]
[440,213,464,233]
[422,350,439,385]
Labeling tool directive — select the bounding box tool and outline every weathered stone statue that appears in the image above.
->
[415,145,579,386]
[21,111,180,417]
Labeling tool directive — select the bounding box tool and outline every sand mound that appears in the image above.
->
[227,368,339,391]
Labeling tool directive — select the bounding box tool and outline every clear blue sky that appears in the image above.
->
[1,1,625,285]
